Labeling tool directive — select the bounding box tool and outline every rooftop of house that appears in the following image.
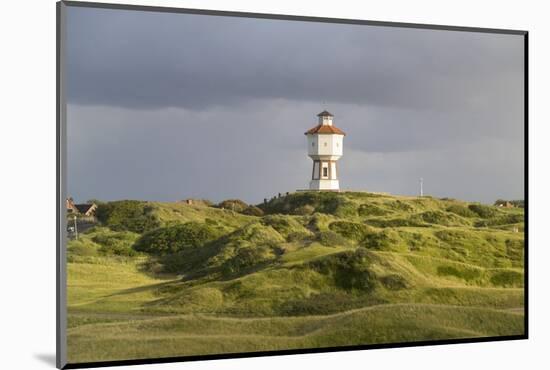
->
[74,203,97,214]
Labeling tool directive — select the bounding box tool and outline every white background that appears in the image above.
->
[1,0,548,369]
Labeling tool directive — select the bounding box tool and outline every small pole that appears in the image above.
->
[73,215,78,240]
[419,178,423,197]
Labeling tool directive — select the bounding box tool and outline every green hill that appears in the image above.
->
[67,192,525,363]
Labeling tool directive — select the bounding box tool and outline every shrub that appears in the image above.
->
[262,192,346,215]
[446,205,477,218]
[362,230,400,250]
[386,200,415,212]
[380,274,409,290]
[91,230,140,257]
[490,270,523,287]
[293,204,315,215]
[417,211,467,226]
[505,239,524,263]
[316,230,348,247]
[217,199,248,213]
[286,231,312,243]
[434,230,469,242]
[67,238,99,257]
[221,246,276,276]
[133,222,223,255]
[437,265,481,282]
[228,222,285,245]
[329,221,369,241]
[262,215,297,236]
[242,206,264,216]
[96,200,161,233]
[308,248,376,291]
[474,214,524,227]
[365,217,426,228]
[357,203,389,216]
[307,213,333,232]
[468,203,498,218]
[334,202,358,217]
[262,215,312,242]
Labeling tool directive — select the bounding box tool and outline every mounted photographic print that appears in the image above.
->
[56,1,528,368]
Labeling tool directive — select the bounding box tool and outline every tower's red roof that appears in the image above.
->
[305,124,346,136]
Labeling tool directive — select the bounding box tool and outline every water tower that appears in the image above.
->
[304,111,346,190]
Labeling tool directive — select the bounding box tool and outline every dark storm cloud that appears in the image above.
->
[67,7,522,113]
[66,6,524,204]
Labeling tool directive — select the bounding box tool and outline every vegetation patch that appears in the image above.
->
[490,270,524,287]
[417,210,467,226]
[380,274,409,290]
[437,265,482,282]
[221,245,279,277]
[261,192,349,216]
[90,228,140,256]
[133,222,224,255]
[308,248,376,291]
[96,200,161,233]
[242,206,264,216]
[362,230,401,251]
[468,203,499,218]
[277,292,385,316]
[446,205,477,218]
[262,215,310,240]
[385,200,415,212]
[329,221,369,241]
[505,239,524,265]
[316,230,349,247]
[475,214,524,227]
[358,203,389,216]
[365,217,426,228]
[217,199,248,213]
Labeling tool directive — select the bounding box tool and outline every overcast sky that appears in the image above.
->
[66,6,524,205]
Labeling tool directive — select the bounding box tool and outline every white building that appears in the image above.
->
[305,110,346,191]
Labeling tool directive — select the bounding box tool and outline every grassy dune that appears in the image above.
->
[67,192,525,363]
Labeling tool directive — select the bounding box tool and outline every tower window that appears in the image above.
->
[312,142,315,146]
[323,167,328,177]
[324,142,327,147]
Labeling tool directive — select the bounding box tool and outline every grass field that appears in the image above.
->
[67,192,525,363]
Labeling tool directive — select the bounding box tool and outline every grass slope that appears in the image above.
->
[67,192,525,363]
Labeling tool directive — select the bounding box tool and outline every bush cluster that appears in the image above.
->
[446,205,477,218]
[91,230,140,257]
[362,230,400,250]
[308,248,376,291]
[417,210,467,226]
[364,217,426,228]
[242,206,264,216]
[357,203,389,217]
[96,200,160,233]
[380,274,409,290]
[329,221,369,241]
[474,214,524,227]
[468,203,498,218]
[217,199,248,213]
[221,246,276,276]
[316,230,349,246]
[261,192,348,216]
[133,222,223,255]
